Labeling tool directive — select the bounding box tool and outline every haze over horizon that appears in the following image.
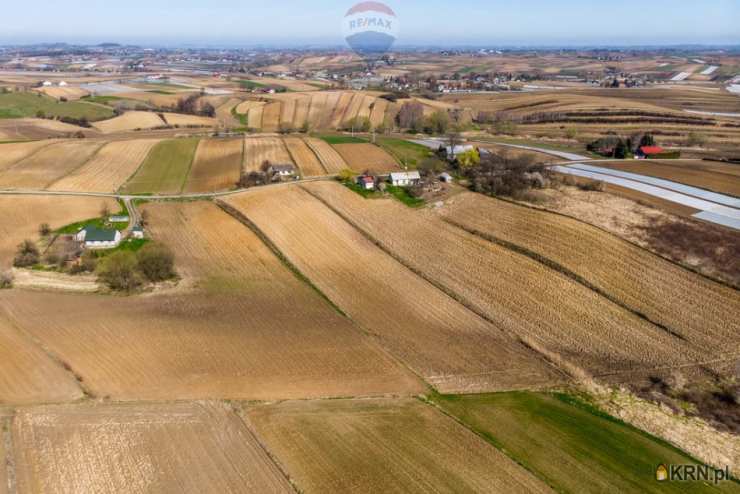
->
[2,0,738,47]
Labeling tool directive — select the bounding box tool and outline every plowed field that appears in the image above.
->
[332,143,399,172]
[243,136,293,172]
[283,137,326,176]
[184,138,242,192]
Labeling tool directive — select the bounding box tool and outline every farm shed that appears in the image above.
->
[271,164,297,179]
[357,175,376,190]
[636,146,665,158]
[109,215,130,223]
[390,171,421,187]
[439,172,453,183]
[75,225,121,249]
[132,226,145,239]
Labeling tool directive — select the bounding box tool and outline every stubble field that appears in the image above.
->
[12,401,293,493]
[283,137,326,176]
[248,398,553,494]
[223,187,561,392]
[0,141,56,171]
[304,137,348,173]
[437,192,740,362]
[92,111,165,133]
[183,138,243,193]
[0,140,103,189]
[303,181,713,380]
[243,136,294,172]
[332,143,399,172]
[47,139,159,193]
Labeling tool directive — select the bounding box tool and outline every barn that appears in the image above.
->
[75,225,122,249]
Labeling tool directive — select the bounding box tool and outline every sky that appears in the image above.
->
[2,0,739,47]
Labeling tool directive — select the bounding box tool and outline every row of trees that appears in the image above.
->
[396,103,453,134]
[175,94,215,117]
[587,133,656,158]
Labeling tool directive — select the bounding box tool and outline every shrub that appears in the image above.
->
[13,240,40,267]
[0,271,12,289]
[136,242,175,282]
[338,168,355,182]
[96,251,142,291]
[39,223,51,237]
[577,179,606,192]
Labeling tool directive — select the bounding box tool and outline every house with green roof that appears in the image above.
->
[75,225,122,249]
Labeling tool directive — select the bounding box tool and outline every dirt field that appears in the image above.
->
[12,401,293,493]
[48,139,159,192]
[596,160,740,197]
[243,136,293,172]
[0,315,82,404]
[248,398,552,494]
[0,140,103,189]
[332,143,399,173]
[283,137,326,176]
[0,200,420,402]
[304,137,348,174]
[92,111,165,133]
[224,187,560,392]
[184,138,242,193]
[261,102,282,132]
[0,196,118,268]
[0,141,56,171]
[34,86,89,101]
[438,192,740,363]
[120,138,199,194]
[303,181,713,380]
[161,112,218,128]
[0,118,96,140]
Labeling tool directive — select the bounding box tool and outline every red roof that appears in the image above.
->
[360,176,374,183]
[640,146,664,155]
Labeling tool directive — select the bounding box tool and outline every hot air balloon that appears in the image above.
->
[342,2,399,61]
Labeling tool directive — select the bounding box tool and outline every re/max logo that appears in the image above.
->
[348,18,393,30]
[657,464,731,485]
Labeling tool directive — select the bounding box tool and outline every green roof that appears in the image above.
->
[81,225,118,242]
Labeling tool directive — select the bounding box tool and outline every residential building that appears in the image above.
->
[75,225,121,249]
[389,171,421,187]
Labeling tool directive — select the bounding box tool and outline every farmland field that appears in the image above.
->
[303,181,713,380]
[34,85,90,101]
[283,136,326,176]
[224,187,561,392]
[248,398,553,494]
[48,139,159,192]
[0,91,113,121]
[0,140,103,189]
[92,111,165,133]
[437,192,740,361]
[0,315,83,404]
[261,101,282,132]
[0,140,56,171]
[0,199,420,401]
[595,160,740,197]
[333,143,399,172]
[161,112,217,128]
[12,401,293,493]
[0,118,95,140]
[0,196,118,267]
[305,137,348,173]
[243,136,293,172]
[376,137,434,168]
[184,138,242,192]
[432,392,739,494]
[120,138,199,194]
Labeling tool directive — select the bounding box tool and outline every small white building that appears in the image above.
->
[109,215,130,223]
[75,225,121,249]
[357,175,375,190]
[271,164,297,179]
[439,172,453,183]
[389,171,421,187]
[58,81,68,87]
[131,226,145,239]
[42,81,53,87]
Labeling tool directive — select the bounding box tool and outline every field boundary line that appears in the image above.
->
[0,314,92,401]
[416,395,559,492]
[442,216,688,342]
[215,198,432,391]
[2,412,17,494]
[44,140,108,190]
[215,200,349,319]
[116,139,158,195]
[593,353,740,379]
[300,185,572,382]
[300,137,329,175]
[282,137,305,178]
[0,140,57,174]
[177,138,200,194]
[482,193,740,292]
[230,403,301,494]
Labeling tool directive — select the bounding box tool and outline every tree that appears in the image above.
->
[140,209,149,228]
[13,240,40,267]
[338,168,355,182]
[0,271,12,289]
[425,111,449,135]
[639,134,655,147]
[96,251,142,291]
[446,129,462,154]
[396,102,424,132]
[457,149,480,169]
[39,223,51,237]
[565,127,578,139]
[201,102,216,117]
[137,242,175,282]
[418,157,445,177]
[614,139,629,159]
